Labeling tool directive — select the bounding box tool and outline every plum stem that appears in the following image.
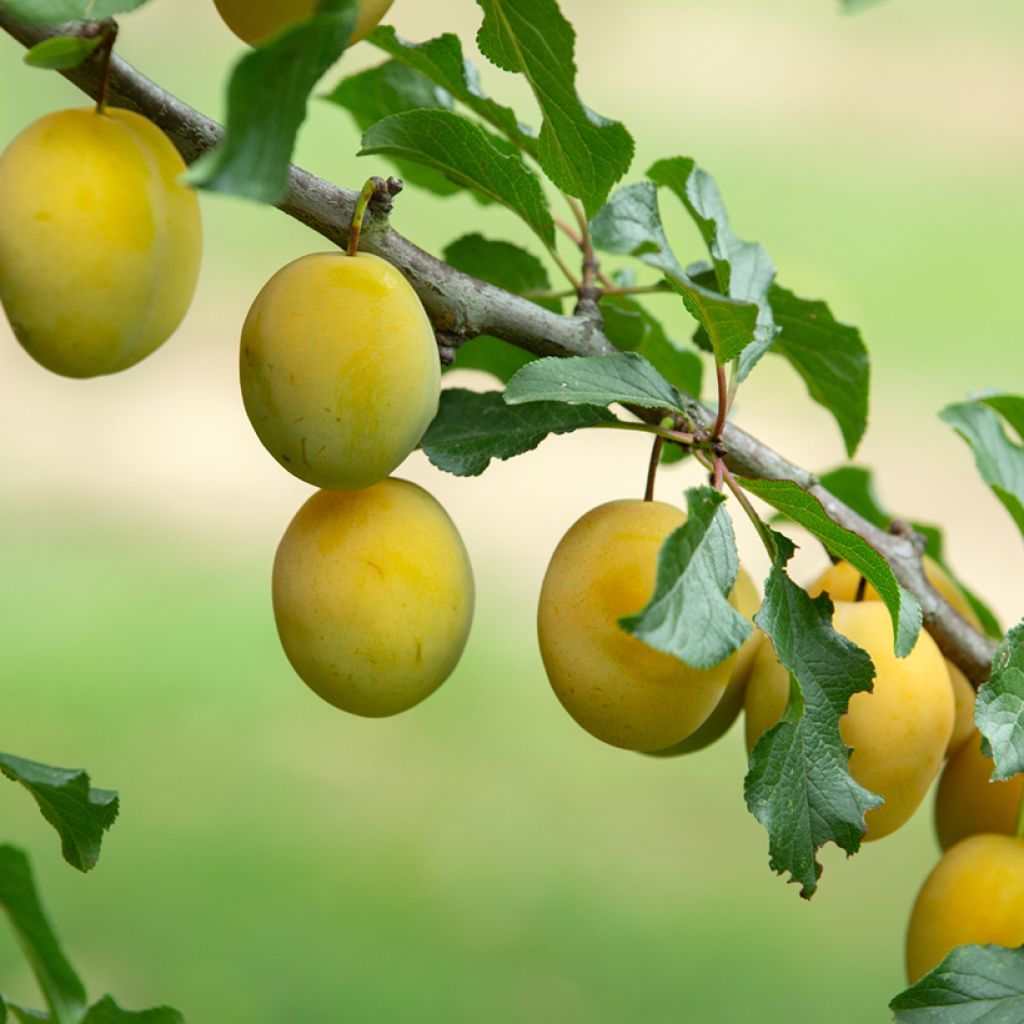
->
[644,435,663,502]
[347,178,381,257]
[93,21,118,115]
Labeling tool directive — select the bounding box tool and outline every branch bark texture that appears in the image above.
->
[0,14,999,683]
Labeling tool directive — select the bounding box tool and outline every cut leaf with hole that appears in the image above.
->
[475,0,633,216]
[738,477,921,657]
[975,622,1024,781]
[620,488,750,669]
[505,352,685,414]
[187,0,359,204]
[745,531,881,898]
[360,110,554,245]
[421,388,615,476]
[0,753,118,872]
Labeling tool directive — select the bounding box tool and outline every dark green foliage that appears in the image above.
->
[0,753,118,872]
[745,533,881,898]
[421,389,615,476]
[475,0,633,216]
[890,944,1024,1022]
[739,477,922,657]
[188,0,359,203]
[360,110,555,244]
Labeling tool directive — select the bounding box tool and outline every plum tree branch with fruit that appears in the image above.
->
[3,2,1024,1021]
[0,9,998,685]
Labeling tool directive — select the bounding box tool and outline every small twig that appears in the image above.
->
[644,436,664,502]
[855,574,868,602]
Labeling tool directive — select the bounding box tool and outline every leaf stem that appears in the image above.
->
[1015,787,1024,839]
[721,463,777,558]
[644,435,664,502]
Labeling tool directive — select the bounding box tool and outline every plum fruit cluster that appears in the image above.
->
[0,0,1018,994]
[243,250,471,718]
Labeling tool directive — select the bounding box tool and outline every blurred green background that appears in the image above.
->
[1,1,1022,1020]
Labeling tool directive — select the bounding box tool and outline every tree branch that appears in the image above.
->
[0,14,999,684]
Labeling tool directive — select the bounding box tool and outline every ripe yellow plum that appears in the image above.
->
[906,834,1024,983]
[810,557,978,756]
[537,500,736,753]
[0,108,201,378]
[272,479,474,717]
[650,566,762,756]
[213,0,394,46]
[744,601,954,840]
[934,734,1024,851]
[240,252,440,491]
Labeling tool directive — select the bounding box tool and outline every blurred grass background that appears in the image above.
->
[0,1,1022,1020]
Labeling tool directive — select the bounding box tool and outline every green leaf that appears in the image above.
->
[82,997,183,1024]
[360,110,555,245]
[890,944,1024,1022]
[187,0,359,204]
[979,394,1024,443]
[22,35,102,70]
[1,1001,48,1024]
[601,296,703,399]
[975,623,1024,782]
[505,352,685,414]
[421,388,615,476]
[475,0,633,216]
[368,26,535,152]
[769,285,870,457]
[816,466,889,529]
[648,157,777,374]
[590,182,760,364]
[0,753,118,873]
[812,466,1003,640]
[324,60,460,198]
[941,401,1024,538]
[738,477,922,657]
[745,531,882,898]
[442,234,556,382]
[620,488,750,669]
[1,0,149,23]
[0,846,86,1022]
